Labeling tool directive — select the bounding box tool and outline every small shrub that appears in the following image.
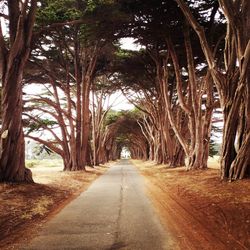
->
[26,160,39,168]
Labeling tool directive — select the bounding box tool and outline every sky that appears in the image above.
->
[107,92,134,111]
[120,37,143,51]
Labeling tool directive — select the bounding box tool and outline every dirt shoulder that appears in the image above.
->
[0,161,112,250]
[132,160,250,250]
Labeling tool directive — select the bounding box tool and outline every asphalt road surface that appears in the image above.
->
[24,160,172,250]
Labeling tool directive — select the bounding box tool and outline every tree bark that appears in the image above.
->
[0,0,37,183]
[175,0,250,179]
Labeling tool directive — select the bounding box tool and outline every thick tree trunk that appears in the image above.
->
[175,0,250,179]
[0,0,37,182]
[63,155,73,171]
[188,106,213,170]
[170,146,185,167]
[221,82,249,179]
[229,130,250,179]
[0,64,33,182]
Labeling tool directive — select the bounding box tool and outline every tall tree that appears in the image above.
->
[0,0,37,182]
[118,0,223,170]
[0,0,96,179]
[114,49,186,166]
[90,75,118,166]
[175,0,250,180]
[23,0,120,171]
[102,110,149,161]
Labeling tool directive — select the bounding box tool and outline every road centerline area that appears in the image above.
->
[24,160,171,250]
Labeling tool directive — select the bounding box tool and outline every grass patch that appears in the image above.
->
[20,196,54,219]
[26,159,63,169]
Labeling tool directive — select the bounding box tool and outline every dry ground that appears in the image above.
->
[1,159,249,250]
[132,158,250,250]
[0,159,112,250]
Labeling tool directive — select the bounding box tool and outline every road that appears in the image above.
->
[24,160,172,250]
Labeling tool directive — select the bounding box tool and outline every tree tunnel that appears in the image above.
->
[100,111,149,163]
[0,0,249,182]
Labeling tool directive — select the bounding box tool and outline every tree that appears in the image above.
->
[113,49,186,166]
[175,0,250,180]
[102,110,149,161]
[161,29,216,169]
[0,0,97,179]
[0,0,37,182]
[23,0,119,171]
[24,36,114,170]
[90,75,119,166]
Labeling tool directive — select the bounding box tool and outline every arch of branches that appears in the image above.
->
[0,0,249,183]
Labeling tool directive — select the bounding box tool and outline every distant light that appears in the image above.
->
[119,37,144,51]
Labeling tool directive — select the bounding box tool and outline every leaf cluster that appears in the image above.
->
[36,0,82,26]
[112,49,156,92]
[27,118,58,134]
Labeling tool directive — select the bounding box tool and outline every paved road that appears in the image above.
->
[24,160,171,250]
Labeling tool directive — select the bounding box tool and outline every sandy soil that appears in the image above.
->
[132,159,250,250]
[0,162,112,250]
[1,159,249,250]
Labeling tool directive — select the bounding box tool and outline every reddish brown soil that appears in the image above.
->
[0,164,110,250]
[133,160,250,250]
[1,160,249,250]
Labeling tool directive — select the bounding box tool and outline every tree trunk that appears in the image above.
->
[175,0,250,179]
[75,44,82,170]
[80,77,91,169]
[0,63,33,182]
[0,0,37,182]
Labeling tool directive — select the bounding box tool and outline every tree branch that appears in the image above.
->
[24,113,62,143]
[166,36,191,115]
[26,135,63,156]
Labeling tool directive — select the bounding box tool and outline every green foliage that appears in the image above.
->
[27,118,58,134]
[84,0,131,41]
[125,108,142,119]
[26,159,63,167]
[37,144,54,156]
[26,160,39,168]
[113,50,156,92]
[86,0,121,13]
[209,124,222,157]
[104,109,140,128]
[209,140,221,157]
[31,144,60,160]
[115,135,129,144]
[104,110,122,126]
[36,0,81,25]
[115,48,133,58]
[118,0,184,46]
[86,0,98,12]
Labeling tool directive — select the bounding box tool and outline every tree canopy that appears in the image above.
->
[0,0,249,182]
